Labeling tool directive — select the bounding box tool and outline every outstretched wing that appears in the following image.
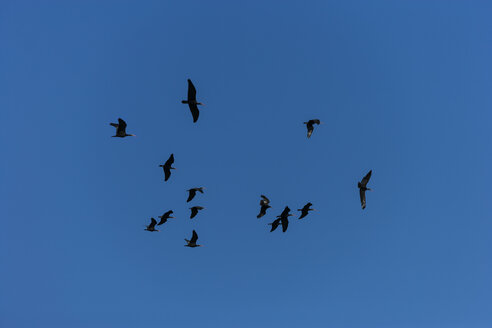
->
[187,79,197,101]
[360,170,372,187]
[360,189,366,209]
[280,206,290,217]
[187,189,196,202]
[190,207,198,219]
[257,205,267,218]
[149,218,157,229]
[188,103,199,123]
[281,218,289,232]
[164,167,171,181]
[311,119,321,125]
[116,118,127,135]
[307,125,314,138]
[269,218,281,232]
[190,230,198,243]
[260,195,270,205]
[164,154,174,167]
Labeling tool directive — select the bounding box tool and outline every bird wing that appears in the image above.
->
[281,218,289,232]
[280,206,290,217]
[360,188,366,209]
[190,230,198,243]
[311,119,321,125]
[257,205,267,218]
[164,154,174,167]
[307,126,314,138]
[360,170,372,187]
[116,118,127,135]
[187,189,196,202]
[190,207,198,218]
[164,167,171,181]
[260,195,270,204]
[157,217,166,225]
[149,218,157,229]
[188,103,199,123]
[270,218,281,232]
[187,79,197,101]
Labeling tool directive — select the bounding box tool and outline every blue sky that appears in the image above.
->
[1,1,491,327]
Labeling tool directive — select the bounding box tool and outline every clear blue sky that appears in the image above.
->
[1,1,491,327]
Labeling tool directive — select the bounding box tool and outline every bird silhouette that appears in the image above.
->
[181,79,204,123]
[358,170,372,209]
[159,154,176,181]
[187,187,205,202]
[110,118,136,138]
[185,230,202,247]
[303,119,321,138]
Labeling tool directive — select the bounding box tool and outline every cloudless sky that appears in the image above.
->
[1,1,492,327]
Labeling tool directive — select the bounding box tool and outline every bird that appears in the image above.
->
[303,119,321,138]
[181,79,204,123]
[159,154,176,181]
[358,170,372,209]
[257,195,271,218]
[110,118,136,138]
[187,187,205,202]
[298,202,314,219]
[144,218,159,232]
[189,206,204,219]
[269,206,293,232]
[157,210,174,225]
[185,230,202,247]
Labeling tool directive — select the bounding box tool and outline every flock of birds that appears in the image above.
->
[110,79,373,247]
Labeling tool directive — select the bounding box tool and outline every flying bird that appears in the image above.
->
[298,202,314,219]
[269,206,293,232]
[190,206,204,219]
[187,187,205,202]
[110,118,136,138]
[159,154,176,181]
[358,170,372,209]
[303,119,321,138]
[185,230,202,247]
[181,79,204,123]
[158,210,174,225]
[144,218,159,232]
[257,195,271,218]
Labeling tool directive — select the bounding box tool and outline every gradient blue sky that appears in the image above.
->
[1,1,491,327]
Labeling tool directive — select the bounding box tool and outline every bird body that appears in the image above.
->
[182,79,204,123]
[144,218,159,232]
[298,202,314,219]
[158,210,174,225]
[185,230,202,247]
[159,154,176,181]
[110,118,135,138]
[358,170,372,209]
[303,119,321,138]
[187,187,205,202]
[190,206,204,219]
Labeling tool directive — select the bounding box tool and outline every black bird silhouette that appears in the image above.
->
[187,187,205,202]
[257,195,271,218]
[269,206,293,232]
[190,206,204,219]
[298,202,314,219]
[110,118,136,138]
[358,170,372,209]
[157,210,174,225]
[303,119,321,138]
[181,79,204,123]
[185,230,202,247]
[159,154,175,181]
[144,218,159,232]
